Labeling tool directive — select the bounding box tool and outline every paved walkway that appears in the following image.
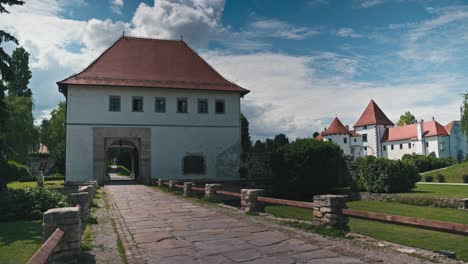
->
[105,184,432,264]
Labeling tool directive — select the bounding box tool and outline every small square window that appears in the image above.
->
[400,144,403,149]
[364,147,367,151]
[391,145,394,150]
[198,99,208,113]
[383,146,386,151]
[408,143,411,149]
[354,138,357,142]
[343,137,347,144]
[177,98,188,113]
[364,125,367,129]
[426,142,429,147]
[215,100,225,114]
[155,97,166,113]
[109,96,120,112]
[362,134,368,142]
[132,97,143,112]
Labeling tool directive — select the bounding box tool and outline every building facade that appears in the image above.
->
[57,36,249,184]
[318,100,467,161]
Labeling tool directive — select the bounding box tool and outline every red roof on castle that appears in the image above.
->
[57,36,249,95]
[354,100,394,127]
[323,117,349,135]
[445,121,455,134]
[382,120,450,142]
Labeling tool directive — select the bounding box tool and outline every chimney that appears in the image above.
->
[417,119,424,141]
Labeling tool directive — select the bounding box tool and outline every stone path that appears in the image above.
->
[105,184,434,264]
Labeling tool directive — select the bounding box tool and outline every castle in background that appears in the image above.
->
[316,100,468,161]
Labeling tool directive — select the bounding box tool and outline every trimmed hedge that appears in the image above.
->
[7,161,29,181]
[0,187,68,221]
[402,154,455,173]
[356,156,419,193]
[271,138,347,199]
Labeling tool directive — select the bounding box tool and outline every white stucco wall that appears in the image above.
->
[65,85,243,182]
[447,122,468,161]
[355,125,379,157]
[381,139,417,160]
[323,134,351,155]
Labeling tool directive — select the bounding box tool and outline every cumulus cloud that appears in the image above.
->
[111,0,124,14]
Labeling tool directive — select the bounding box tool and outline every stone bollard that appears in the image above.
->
[43,207,82,259]
[183,182,193,197]
[168,180,176,188]
[241,189,265,212]
[78,185,95,206]
[205,184,222,197]
[158,179,164,187]
[67,192,90,225]
[462,198,468,210]
[313,195,349,230]
[37,171,44,187]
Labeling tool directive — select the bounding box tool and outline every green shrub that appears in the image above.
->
[425,175,434,182]
[463,174,468,183]
[239,167,248,178]
[18,175,36,182]
[7,161,29,181]
[356,156,419,193]
[45,173,65,181]
[271,139,347,199]
[0,187,68,221]
[402,154,455,173]
[437,173,446,183]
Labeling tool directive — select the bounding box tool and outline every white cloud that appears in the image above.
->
[357,0,385,8]
[111,0,124,15]
[335,27,362,38]
[248,19,319,40]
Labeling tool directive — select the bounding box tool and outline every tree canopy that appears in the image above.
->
[40,102,66,174]
[461,93,468,142]
[8,47,32,97]
[397,111,417,126]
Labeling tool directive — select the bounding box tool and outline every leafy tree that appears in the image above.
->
[397,111,417,126]
[40,102,66,175]
[251,140,267,152]
[240,113,251,154]
[4,95,36,163]
[461,93,468,141]
[0,0,24,81]
[313,131,320,138]
[7,47,32,97]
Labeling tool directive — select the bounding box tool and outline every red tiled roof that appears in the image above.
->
[350,130,361,137]
[445,121,455,134]
[354,100,394,127]
[382,120,449,142]
[58,36,249,95]
[323,117,349,135]
[315,133,324,141]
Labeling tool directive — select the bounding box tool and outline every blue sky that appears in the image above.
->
[2,0,468,139]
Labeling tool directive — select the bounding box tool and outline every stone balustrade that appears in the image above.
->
[205,184,222,197]
[313,195,349,230]
[240,189,265,212]
[168,180,176,188]
[67,192,90,225]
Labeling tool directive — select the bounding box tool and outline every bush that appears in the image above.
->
[0,187,68,221]
[18,175,36,182]
[402,154,455,173]
[437,173,446,183]
[7,160,29,181]
[271,139,347,199]
[45,173,65,181]
[356,156,419,193]
[463,174,468,183]
[425,175,434,182]
[239,167,248,178]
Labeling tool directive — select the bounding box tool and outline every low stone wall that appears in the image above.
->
[353,192,466,209]
[313,195,348,230]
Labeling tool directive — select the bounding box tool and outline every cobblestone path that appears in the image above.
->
[105,184,432,264]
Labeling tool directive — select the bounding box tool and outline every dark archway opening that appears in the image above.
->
[106,139,139,182]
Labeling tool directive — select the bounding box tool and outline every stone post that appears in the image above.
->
[313,195,348,230]
[43,207,81,259]
[158,179,164,187]
[205,184,222,197]
[37,171,44,187]
[78,185,95,206]
[241,189,265,212]
[183,182,193,197]
[67,192,90,224]
[168,180,176,188]
[462,198,468,210]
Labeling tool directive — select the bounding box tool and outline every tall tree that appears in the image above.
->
[461,93,468,141]
[240,113,252,154]
[5,96,35,163]
[0,0,24,81]
[7,47,32,97]
[40,102,66,174]
[397,111,417,126]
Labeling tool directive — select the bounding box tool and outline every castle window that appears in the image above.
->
[400,144,403,149]
[132,96,143,112]
[391,145,394,150]
[109,96,120,112]
[155,97,166,113]
[364,125,367,129]
[362,134,368,142]
[343,138,347,144]
[198,99,209,113]
[177,98,188,113]
[383,146,386,151]
[215,100,225,114]
[354,138,357,142]
[408,143,411,149]
[183,155,205,174]
[426,142,429,148]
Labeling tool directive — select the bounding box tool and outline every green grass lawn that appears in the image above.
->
[398,183,468,198]
[264,205,313,221]
[421,161,468,183]
[0,220,42,264]
[7,180,64,189]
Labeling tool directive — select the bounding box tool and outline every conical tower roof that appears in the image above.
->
[354,100,394,127]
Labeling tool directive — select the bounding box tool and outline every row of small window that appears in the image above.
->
[108,96,226,114]
[383,142,430,151]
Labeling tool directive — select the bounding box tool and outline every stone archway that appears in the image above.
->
[93,127,151,184]
[106,139,140,181]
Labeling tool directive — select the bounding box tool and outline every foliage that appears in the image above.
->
[463,174,468,183]
[251,140,267,152]
[7,47,31,97]
[396,111,417,126]
[2,160,29,183]
[425,175,433,182]
[402,154,456,173]
[0,220,42,264]
[40,102,66,174]
[0,187,67,221]
[5,95,37,163]
[461,93,468,143]
[271,138,347,198]
[313,131,320,138]
[8,180,63,189]
[356,156,419,193]
[239,166,248,178]
[266,134,289,152]
[437,173,446,183]
[422,161,468,183]
[240,113,251,157]
[45,173,65,181]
